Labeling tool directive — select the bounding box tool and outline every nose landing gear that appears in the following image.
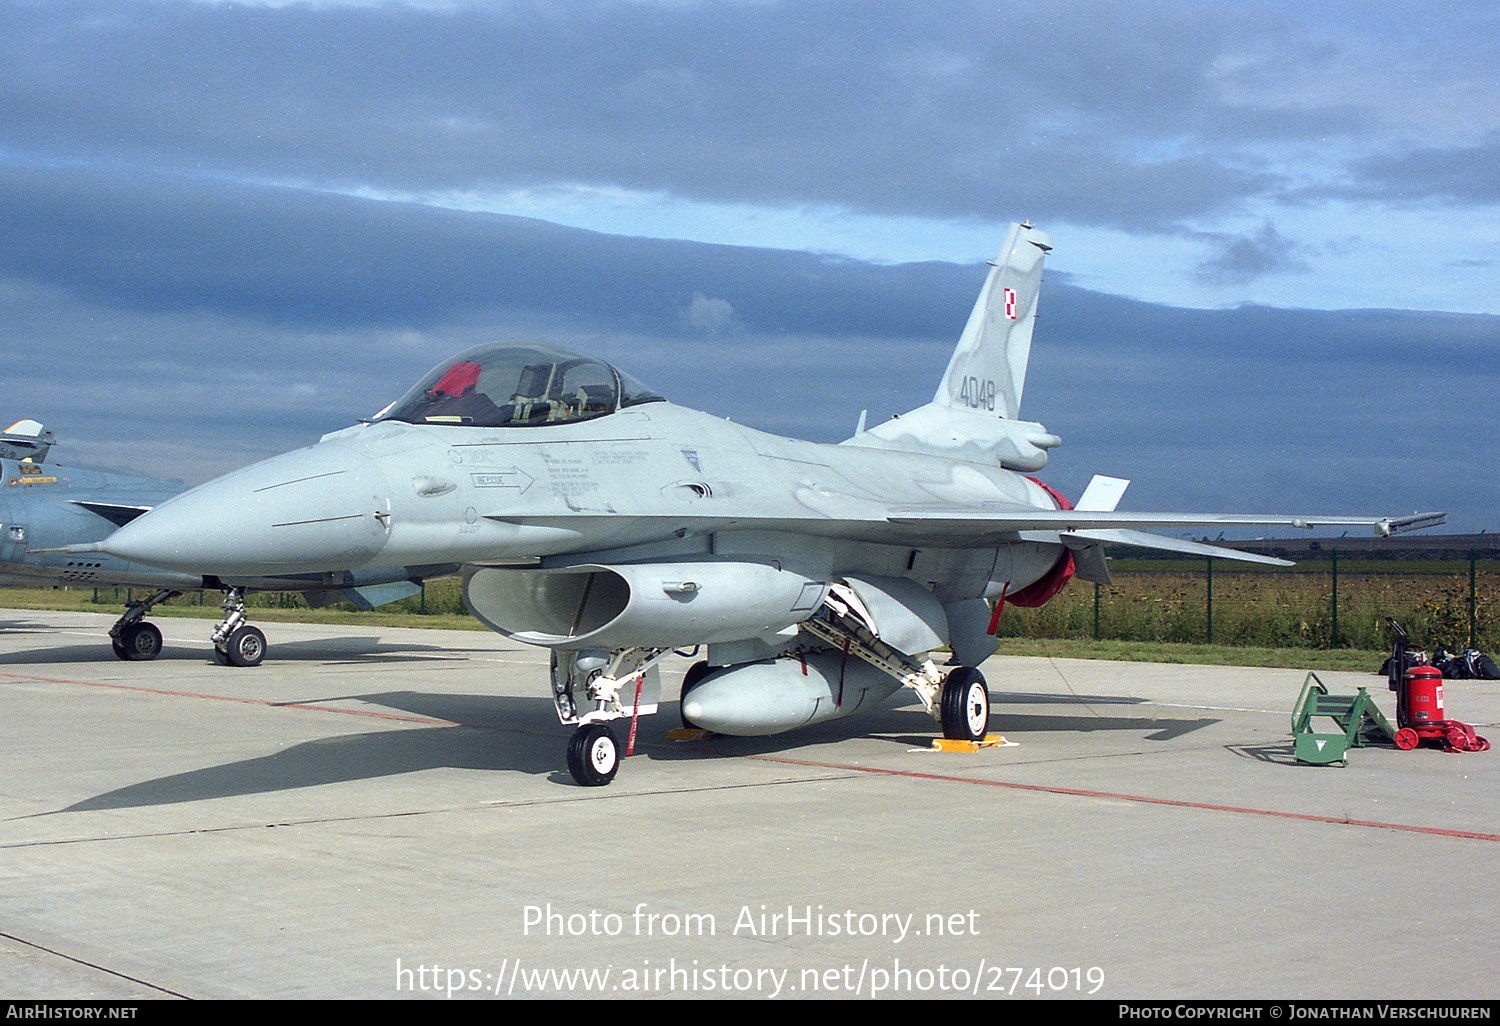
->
[211,588,267,667]
[109,588,182,661]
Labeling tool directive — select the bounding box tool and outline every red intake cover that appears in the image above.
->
[1006,478,1075,607]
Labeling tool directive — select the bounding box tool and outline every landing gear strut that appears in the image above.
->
[109,588,182,661]
[211,588,267,667]
[551,648,670,786]
[800,584,992,742]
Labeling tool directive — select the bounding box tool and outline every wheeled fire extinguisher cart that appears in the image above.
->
[1384,617,1489,753]
[1290,619,1488,764]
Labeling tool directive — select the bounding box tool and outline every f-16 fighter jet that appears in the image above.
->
[89,225,1441,783]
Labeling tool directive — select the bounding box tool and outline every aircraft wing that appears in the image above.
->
[879,476,1442,566]
[484,506,1443,567]
[884,507,1446,537]
[892,506,1443,567]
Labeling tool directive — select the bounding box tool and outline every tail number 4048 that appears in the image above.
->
[957,376,997,411]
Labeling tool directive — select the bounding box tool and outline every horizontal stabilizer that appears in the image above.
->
[1062,529,1293,567]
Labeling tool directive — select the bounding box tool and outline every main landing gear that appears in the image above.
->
[546,585,994,787]
[802,586,992,743]
[106,586,267,666]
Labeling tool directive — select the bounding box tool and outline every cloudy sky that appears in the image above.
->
[2,0,1498,533]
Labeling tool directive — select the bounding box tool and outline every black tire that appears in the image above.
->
[679,660,713,729]
[223,625,267,668]
[567,723,620,787]
[939,666,989,741]
[120,622,163,661]
[111,635,130,660]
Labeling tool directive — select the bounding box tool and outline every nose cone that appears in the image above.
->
[101,442,392,576]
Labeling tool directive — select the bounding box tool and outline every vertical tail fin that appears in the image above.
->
[847,222,1059,470]
[934,222,1051,420]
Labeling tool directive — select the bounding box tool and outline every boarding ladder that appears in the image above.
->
[1289,673,1398,766]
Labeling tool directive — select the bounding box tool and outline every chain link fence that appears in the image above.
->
[995,545,1500,654]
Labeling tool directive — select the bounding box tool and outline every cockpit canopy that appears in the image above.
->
[375,344,663,428]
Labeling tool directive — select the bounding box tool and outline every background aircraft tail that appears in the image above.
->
[0,419,56,462]
[845,223,1061,470]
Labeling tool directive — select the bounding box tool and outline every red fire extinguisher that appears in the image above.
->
[1386,617,1489,753]
[1402,665,1444,726]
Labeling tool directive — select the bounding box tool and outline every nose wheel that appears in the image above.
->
[214,624,267,667]
[108,588,181,661]
[210,589,267,667]
[567,723,620,787]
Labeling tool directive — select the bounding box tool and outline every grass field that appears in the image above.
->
[995,562,1497,656]
[3,558,1491,673]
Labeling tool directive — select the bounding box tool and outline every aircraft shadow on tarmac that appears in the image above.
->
[0,633,504,666]
[1226,741,1302,767]
[55,691,563,812]
[0,616,63,635]
[51,689,1221,812]
[979,692,1219,743]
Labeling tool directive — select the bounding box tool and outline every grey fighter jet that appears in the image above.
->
[2,419,447,663]
[89,224,1442,784]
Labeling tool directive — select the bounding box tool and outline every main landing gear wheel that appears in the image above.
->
[939,666,990,742]
[679,660,712,729]
[114,621,163,661]
[216,625,267,668]
[567,723,620,787]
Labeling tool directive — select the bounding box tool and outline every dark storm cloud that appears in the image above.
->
[2,165,1496,530]
[1345,133,1500,206]
[1192,222,1310,287]
[0,163,979,340]
[0,0,1377,233]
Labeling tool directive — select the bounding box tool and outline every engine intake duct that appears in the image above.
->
[464,561,828,649]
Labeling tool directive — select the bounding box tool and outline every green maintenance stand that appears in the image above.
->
[1290,673,1398,766]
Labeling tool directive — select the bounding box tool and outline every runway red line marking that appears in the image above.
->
[11,671,1496,842]
[747,754,1500,844]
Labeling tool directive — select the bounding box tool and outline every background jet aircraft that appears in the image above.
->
[90,224,1442,784]
[1,419,449,663]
